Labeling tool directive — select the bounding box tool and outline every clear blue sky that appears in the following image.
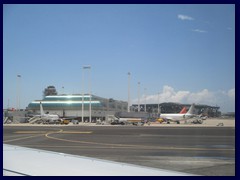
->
[3,4,235,112]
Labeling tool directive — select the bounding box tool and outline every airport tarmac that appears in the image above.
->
[3,120,235,176]
[148,118,235,127]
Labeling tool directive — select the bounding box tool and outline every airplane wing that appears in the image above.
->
[61,117,78,120]
[3,144,195,176]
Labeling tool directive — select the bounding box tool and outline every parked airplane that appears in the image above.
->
[39,102,62,123]
[159,104,198,124]
[156,106,187,123]
[28,102,62,124]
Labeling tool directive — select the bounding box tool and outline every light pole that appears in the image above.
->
[82,69,84,123]
[144,88,147,112]
[138,82,140,112]
[83,65,91,123]
[17,74,21,110]
[127,72,131,112]
[89,66,92,123]
[158,92,160,115]
[8,99,10,110]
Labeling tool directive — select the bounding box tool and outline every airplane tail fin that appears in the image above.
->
[40,102,44,117]
[186,104,195,115]
[179,107,187,114]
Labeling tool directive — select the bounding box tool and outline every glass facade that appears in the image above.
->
[27,94,127,112]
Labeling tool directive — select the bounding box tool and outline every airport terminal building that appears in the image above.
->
[131,102,221,117]
[27,94,128,122]
[27,94,220,123]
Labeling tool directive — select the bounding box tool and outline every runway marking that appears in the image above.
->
[60,131,92,134]
[4,130,62,143]
[14,131,92,134]
[44,130,235,152]
[4,130,92,143]
[3,134,44,143]
[15,131,48,134]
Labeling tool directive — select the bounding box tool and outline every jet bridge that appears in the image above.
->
[28,117,42,124]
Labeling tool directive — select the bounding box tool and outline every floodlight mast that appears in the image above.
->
[128,72,131,112]
[82,65,91,123]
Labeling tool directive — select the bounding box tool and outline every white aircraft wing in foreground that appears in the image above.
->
[3,144,195,176]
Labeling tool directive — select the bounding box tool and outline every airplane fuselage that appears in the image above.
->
[41,114,60,121]
[160,114,193,119]
[159,114,194,122]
